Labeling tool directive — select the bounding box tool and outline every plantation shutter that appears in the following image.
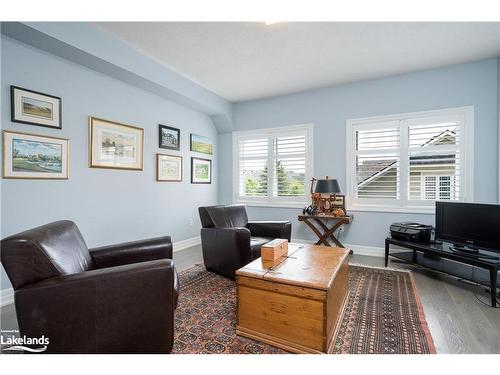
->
[408,115,462,201]
[354,124,401,200]
[348,108,471,211]
[234,124,312,206]
[272,135,306,197]
[238,138,268,197]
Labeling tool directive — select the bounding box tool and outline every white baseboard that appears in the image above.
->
[292,238,385,258]
[173,236,201,252]
[344,243,384,258]
[1,287,14,307]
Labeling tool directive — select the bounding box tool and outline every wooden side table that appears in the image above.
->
[298,214,353,248]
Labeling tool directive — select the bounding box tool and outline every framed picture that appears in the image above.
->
[11,86,62,129]
[157,154,183,182]
[3,130,69,179]
[191,157,212,184]
[89,116,144,170]
[190,133,213,155]
[159,125,180,150]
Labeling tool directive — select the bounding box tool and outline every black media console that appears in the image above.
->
[385,237,500,307]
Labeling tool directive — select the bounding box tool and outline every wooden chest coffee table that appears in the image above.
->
[236,243,350,354]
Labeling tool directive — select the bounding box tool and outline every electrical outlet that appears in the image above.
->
[188,218,194,226]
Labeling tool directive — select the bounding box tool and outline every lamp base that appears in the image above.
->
[311,193,346,216]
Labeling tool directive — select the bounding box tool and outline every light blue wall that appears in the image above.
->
[1,36,219,290]
[219,59,499,250]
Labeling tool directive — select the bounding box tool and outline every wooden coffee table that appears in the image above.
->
[236,243,350,354]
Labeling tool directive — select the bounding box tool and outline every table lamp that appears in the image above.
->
[310,176,345,216]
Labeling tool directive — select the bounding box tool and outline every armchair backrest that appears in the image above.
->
[0,220,95,289]
[198,205,222,228]
[198,204,248,228]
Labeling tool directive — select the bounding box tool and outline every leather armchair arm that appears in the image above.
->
[89,236,172,268]
[15,259,176,353]
[200,227,251,278]
[247,221,292,241]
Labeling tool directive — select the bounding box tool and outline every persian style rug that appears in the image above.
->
[172,264,436,354]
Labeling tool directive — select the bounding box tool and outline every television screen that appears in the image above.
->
[435,202,500,253]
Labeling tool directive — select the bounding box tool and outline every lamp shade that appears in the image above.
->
[314,178,342,194]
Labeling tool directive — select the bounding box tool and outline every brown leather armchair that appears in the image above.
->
[0,220,179,353]
[198,204,292,278]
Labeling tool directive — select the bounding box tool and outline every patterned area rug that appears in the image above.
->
[172,264,436,354]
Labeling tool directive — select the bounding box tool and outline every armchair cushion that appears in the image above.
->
[89,236,172,268]
[247,221,292,241]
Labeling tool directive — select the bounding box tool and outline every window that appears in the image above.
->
[233,124,313,207]
[346,107,473,213]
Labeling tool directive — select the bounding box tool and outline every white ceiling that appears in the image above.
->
[95,22,500,102]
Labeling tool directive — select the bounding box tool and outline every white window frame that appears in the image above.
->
[232,123,314,208]
[346,106,474,214]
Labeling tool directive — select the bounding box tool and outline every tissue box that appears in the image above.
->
[261,239,288,261]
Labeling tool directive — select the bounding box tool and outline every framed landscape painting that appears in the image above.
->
[159,125,180,150]
[157,154,182,182]
[190,133,213,155]
[11,86,62,129]
[89,117,144,170]
[3,131,69,179]
[191,157,211,184]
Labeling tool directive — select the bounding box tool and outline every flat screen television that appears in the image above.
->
[435,201,500,253]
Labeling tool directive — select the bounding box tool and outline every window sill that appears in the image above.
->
[347,205,435,215]
[235,200,307,209]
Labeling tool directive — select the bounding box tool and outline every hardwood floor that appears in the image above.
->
[1,244,498,354]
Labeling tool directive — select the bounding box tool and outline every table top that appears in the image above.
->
[236,243,350,290]
[298,214,352,222]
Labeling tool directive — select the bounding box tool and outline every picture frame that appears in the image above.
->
[191,157,212,184]
[190,133,213,155]
[11,86,62,129]
[89,116,144,171]
[159,124,180,151]
[3,130,69,179]
[157,154,183,182]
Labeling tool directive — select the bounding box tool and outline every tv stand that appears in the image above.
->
[450,246,499,260]
[385,237,500,307]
